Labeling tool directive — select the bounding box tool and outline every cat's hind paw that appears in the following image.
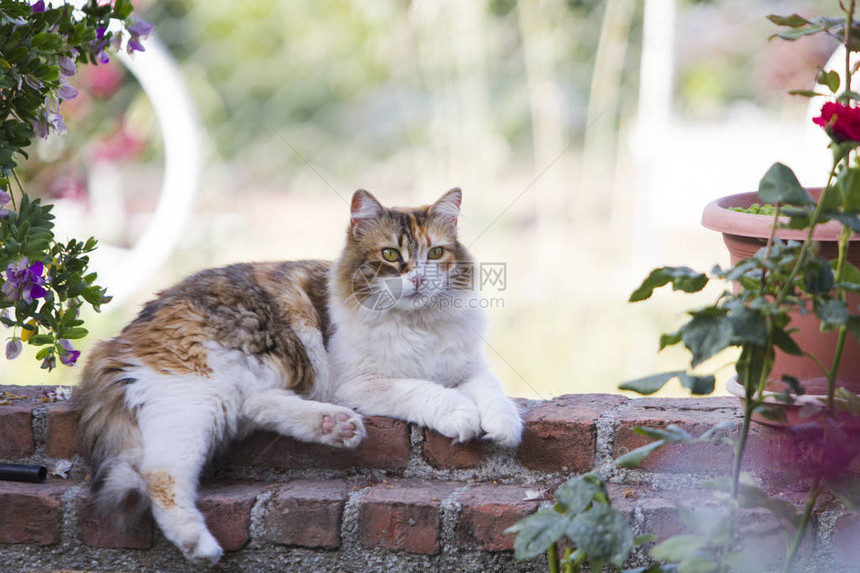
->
[320,409,366,448]
[182,529,223,565]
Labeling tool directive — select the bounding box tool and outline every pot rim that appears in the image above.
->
[701,190,860,242]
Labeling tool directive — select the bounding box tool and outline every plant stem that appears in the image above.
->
[562,547,573,573]
[847,0,856,94]
[8,169,22,211]
[782,480,822,573]
[548,542,559,573]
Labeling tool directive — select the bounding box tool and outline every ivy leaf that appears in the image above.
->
[758,163,815,206]
[814,299,849,328]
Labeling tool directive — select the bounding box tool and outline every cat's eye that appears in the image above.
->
[381,248,401,262]
[428,247,444,260]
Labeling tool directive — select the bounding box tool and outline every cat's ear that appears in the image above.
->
[350,189,385,238]
[429,187,462,230]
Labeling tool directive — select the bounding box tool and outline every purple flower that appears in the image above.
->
[32,94,67,138]
[32,0,45,13]
[96,26,107,40]
[23,75,43,90]
[58,339,80,366]
[0,189,10,218]
[41,354,56,371]
[5,339,22,360]
[95,48,110,64]
[57,55,76,77]
[126,17,153,54]
[57,76,78,100]
[127,17,154,38]
[2,259,47,303]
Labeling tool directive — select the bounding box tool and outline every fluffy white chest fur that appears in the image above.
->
[327,302,486,387]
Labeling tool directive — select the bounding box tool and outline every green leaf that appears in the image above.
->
[788,89,827,98]
[554,475,603,514]
[28,334,54,346]
[635,424,693,442]
[659,330,683,350]
[767,13,810,27]
[726,302,767,346]
[832,387,860,418]
[567,504,634,567]
[804,256,835,295]
[505,509,571,561]
[814,299,849,327]
[758,163,815,206]
[650,534,707,562]
[772,327,803,355]
[60,327,88,339]
[634,534,656,545]
[629,267,708,302]
[678,554,719,573]
[817,69,841,93]
[619,371,683,395]
[839,167,860,213]
[677,373,715,395]
[682,312,734,367]
[615,440,665,468]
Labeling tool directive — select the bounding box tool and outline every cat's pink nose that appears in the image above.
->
[411,275,425,289]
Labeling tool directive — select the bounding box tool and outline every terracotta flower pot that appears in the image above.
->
[701,190,860,397]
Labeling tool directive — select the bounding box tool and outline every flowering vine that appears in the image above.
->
[1,0,152,369]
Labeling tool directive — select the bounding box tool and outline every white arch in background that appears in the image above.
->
[87,36,202,306]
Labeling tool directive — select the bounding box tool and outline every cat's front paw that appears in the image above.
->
[320,408,366,448]
[480,401,523,448]
[434,394,482,443]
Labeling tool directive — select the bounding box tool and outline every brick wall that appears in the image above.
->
[0,385,857,572]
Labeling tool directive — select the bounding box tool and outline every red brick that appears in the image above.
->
[614,399,739,472]
[198,482,262,552]
[0,480,70,545]
[0,403,36,459]
[423,429,488,469]
[359,479,458,555]
[518,394,627,472]
[77,487,154,549]
[264,480,350,549]
[225,416,409,471]
[45,402,80,459]
[454,484,542,551]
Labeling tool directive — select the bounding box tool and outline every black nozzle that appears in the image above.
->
[0,463,48,483]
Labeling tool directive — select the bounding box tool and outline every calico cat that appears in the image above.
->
[74,188,522,564]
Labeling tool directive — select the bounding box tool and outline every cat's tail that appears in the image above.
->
[74,339,149,530]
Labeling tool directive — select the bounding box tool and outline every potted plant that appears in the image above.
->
[509,3,860,572]
[0,0,151,369]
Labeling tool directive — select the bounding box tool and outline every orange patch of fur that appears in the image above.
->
[144,470,177,509]
[123,300,213,377]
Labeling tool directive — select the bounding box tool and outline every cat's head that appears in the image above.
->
[333,189,475,314]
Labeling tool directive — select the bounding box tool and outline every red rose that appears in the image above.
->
[813,101,860,142]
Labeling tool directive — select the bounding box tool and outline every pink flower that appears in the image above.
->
[813,101,860,142]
